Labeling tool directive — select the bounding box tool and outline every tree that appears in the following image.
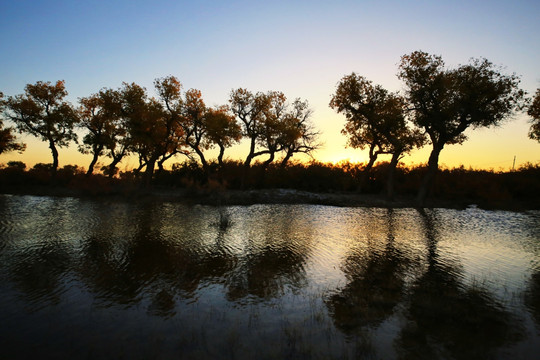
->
[398,51,524,205]
[330,73,423,196]
[78,89,122,176]
[180,88,211,172]
[229,88,277,168]
[528,88,540,141]
[0,92,26,155]
[330,74,394,174]
[255,91,288,170]
[204,105,242,167]
[120,78,190,184]
[120,82,169,184]
[230,88,318,171]
[153,76,187,172]
[103,101,130,178]
[277,98,319,168]
[6,81,78,178]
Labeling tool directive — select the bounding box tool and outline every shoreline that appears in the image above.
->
[1,186,537,211]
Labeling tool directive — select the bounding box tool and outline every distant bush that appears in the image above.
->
[0,159,538,208]
[7,161,26,170]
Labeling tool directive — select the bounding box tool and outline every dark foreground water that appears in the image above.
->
[0,194,539,359]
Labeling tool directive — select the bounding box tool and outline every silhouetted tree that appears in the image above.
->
[153,76,188,172]
[180,88,211,172]
[120,82,170,184]
[528,88,540,142]
[0,92,26,155]
[5,81,78,178]
[80,87,132,178]
[229,89,279,168]
[204,105,242,167]
[330,74,389,174]
[78,89,122,176]
[398,51,525,205]
[278,98,320,167]
[256,91,288,170]
[330,73,423,196]
[230,89,318,173]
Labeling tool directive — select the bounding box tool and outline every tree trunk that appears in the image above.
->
[143,155,158,186]
[262,151,275,170]
[242,139,256,189]
[217,145,225,167]
[86,145,103,176]
[157,151,177,174]
[243,136,257,168]
[257,151,275,187]
[107,157,122,178]
[194,147,208,172]
[417,144,444,207]
[280,150,293,168]
[48,139,59,181]
[157,159,165,174]
[134,162,146,175]
[86,154,99,176]
[386,151,401,201]
[364,154,377,174]
[359,145,378,192]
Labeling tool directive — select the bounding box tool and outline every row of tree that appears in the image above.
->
[1,50,538,204]
[331,51,533,204]
[0,78,319,185]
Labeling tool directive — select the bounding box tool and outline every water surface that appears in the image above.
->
[0,194,539,359]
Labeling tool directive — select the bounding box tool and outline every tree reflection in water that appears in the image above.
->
[0,196,538,359]
[1,197,78,309]
[77,203,312,315]
[525,271,540,331]
[79,203,237,317]
[326,209,408,333]
[396,209,524,359]
[224,206,311,301]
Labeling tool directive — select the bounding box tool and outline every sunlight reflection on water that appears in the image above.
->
[0,194,539,359]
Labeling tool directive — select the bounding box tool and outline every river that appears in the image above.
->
[0,194,539,359]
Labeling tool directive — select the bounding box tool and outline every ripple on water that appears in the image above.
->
[0,195,539,359]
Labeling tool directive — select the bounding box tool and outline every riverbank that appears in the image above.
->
[1,185,537,211]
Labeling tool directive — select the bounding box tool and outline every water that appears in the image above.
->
[0,194,539,359]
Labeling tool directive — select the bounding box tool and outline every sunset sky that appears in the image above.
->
[1,0,539,170]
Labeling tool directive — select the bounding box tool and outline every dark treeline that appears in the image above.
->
[1,159,538,209]
[1,50,539,205]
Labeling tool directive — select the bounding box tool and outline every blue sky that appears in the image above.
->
[1,0,539,169]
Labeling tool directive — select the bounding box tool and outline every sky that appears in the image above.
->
[1,0,539,171]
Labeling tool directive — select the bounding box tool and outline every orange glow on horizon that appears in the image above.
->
[1,117,539,173]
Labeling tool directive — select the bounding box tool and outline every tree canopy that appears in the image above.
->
[0,92,26,155]
[204,105,242,166]
[528,88,540,142]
